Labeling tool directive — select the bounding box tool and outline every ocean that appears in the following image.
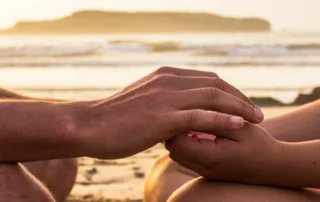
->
[0,32,320,103]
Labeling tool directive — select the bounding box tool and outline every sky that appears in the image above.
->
[1,0,320,31]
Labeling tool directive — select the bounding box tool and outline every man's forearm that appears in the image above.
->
[0,100,88,162]
[261,100,320,142]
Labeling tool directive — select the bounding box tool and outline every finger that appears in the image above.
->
[126,66,219,91]
[155,66,219,78]
[160,76,254,106]
[165,135,223,166]
[212,79,255,107]
[168,110,245,139]
[172,88,263,123]
[210,122,261,141]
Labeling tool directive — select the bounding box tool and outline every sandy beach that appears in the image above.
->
[1,3,320,202]
[66,106,297,202]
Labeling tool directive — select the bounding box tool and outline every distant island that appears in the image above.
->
[0,10,271,34]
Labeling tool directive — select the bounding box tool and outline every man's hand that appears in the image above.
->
[165,123,286,186]
[0,67,263,162]
[114,66,256,107]
[79,67,264,159]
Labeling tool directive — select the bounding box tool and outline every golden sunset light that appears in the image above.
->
[1,0,320,31]
[0,1,320,202]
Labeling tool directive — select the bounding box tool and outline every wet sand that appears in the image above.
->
[66,106,297,202]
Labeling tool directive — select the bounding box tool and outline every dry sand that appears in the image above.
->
[66,106,297,202]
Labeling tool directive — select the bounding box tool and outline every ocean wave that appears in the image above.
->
[3,40,320,58]
[0,46,100,58]
[108,39,143,45]
[189,45,320,57]
[192,49,229,56]
[108,40,181,52]
[108,40,320,55]
[288,43,320,50]
[150,41,181,52]
[1,60,320,67]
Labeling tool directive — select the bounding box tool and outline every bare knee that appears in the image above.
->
[0,163,55,202]
[144,154,197,202]
[24,158,78,202]
[168,178,320,202]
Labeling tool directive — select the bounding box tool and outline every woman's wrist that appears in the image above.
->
[266,141,303,188]
[255,140,296,187]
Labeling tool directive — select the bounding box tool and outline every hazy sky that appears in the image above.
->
[1,0,319,31]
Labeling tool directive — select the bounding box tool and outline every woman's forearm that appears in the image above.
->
[261,100,320,142]
[274,141,320,188]
[0,100,88,162]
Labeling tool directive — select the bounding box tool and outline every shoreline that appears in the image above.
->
[12,86,319,107]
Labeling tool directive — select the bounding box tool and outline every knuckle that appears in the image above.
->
[205,87,218,101]
[239,100,251,115]
[211,112,220,124]
[188,109,201,127]
[209,72,219,77]
[147,111,160,126]
[211,77,226,90]
[155,66,176,75]
[152,88,171,97]
[145,89,169,103]
[209,112,224,131]
[242,99,250,109]
[153,74,177,87]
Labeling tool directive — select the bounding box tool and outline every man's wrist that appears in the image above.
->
[61,100,95,157]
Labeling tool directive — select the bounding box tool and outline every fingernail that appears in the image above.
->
[254,108,264,121]
[230,116,244,128]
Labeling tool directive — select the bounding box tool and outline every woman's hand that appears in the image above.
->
[166,123,287,186]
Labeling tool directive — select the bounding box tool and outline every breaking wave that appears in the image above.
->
[3,39,320,58]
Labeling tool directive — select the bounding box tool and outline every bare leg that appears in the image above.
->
[144,154,198,202]
[23,158,78,202]
[0,163,55,202]
[145,154,320,202]
[168,178,320,202]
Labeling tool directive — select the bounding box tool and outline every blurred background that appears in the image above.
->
[1,0,320,105]
[1,0,319,201]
